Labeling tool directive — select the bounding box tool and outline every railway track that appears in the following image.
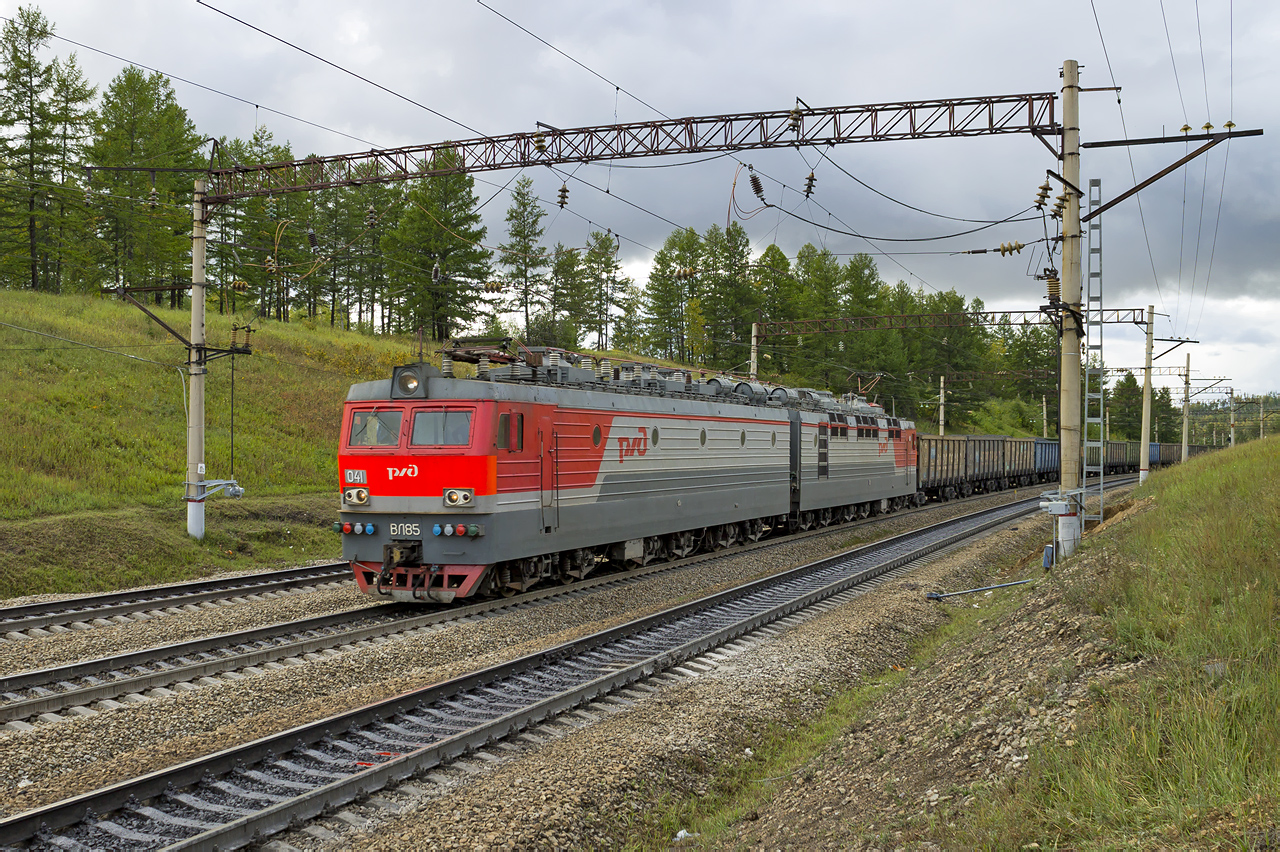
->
[0,483,1066,730]
[0,564,353,639]
[0,494,1051,851]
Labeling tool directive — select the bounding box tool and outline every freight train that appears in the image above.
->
[335,345,1207,603]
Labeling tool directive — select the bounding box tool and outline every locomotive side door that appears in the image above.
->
[817,421,829,479]
[538,419,559,532]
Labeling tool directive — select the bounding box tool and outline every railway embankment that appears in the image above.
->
[628,436,1279,849]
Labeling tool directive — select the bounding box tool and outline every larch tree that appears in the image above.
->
[85,66,203,305]
[0,6,57,291]
[381,147,490,341]
[498,175,549,339]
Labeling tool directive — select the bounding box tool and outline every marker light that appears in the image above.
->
[332,522,342,533]
[364,523,376,535]
[467,524,481,537]
[342,522,353,534]
[443,524,454,536]
[353,523,364,534]
[432,524,442,536]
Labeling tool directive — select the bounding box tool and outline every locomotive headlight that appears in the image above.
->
[443,488,474,507]
[343,487,370,506]
[394,367,423,397]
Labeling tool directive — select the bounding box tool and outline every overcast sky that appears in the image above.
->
[9,0,1277,403]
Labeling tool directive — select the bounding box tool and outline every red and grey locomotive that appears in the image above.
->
[335,344,917,602]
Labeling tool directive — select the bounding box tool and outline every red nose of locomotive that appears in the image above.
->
[338,393,498,601]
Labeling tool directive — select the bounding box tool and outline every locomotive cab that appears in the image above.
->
[338,386,508,603]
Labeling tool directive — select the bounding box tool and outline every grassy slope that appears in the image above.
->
[955,435,1280,847]
[0,292,422,596]
[1,291,418,519]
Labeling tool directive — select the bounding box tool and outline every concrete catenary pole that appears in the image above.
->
[1262,398,1266,439]
[1229,389,1235,447]
[187,179,207,539]
[939,374,946,437]
[749,321,759,380]
[1181,353,1190,462]
[1139,305,1153,483]
[1042,394,1048,439]
[1057,59,1083,557]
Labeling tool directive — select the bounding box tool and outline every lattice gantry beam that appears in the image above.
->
[757,308,1145,338]
[204,92,1058,204]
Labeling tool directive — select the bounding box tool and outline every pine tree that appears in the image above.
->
[0,6,57,291]
[85,67,203,303]
[381,147,490,341]
[498,175,548,338]
[544,242,589,348]
[46,53,96,292]
[642,227,701,360]
[581,230,624,350]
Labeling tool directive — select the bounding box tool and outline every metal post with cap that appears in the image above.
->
[187,178,207,539]
[1139,304,1154,483]
[1057,59,1083,558]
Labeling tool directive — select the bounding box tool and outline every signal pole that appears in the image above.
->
[939,374,946,436]
[1139,305,1153,483]
[187,179,207,539]
[1229,389,1235,447]
[1181,352,1190,462]
[1057,59,1083,558]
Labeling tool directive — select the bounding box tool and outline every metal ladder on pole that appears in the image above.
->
[1082,178,1105,524]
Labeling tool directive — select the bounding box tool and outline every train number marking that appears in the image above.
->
[387,465,419,479]
[617,427,649,463]
[389,523,420,537]
[345,469,367,484]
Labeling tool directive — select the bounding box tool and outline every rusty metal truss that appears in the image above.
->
[757,308,1145,338]
[929,369,1057,383]
[204,93,1058,204]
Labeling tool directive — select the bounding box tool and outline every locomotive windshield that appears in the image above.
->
[349,409,402,447]
[411,410,473,446]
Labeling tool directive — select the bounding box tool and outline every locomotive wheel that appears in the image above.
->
[744,518,765,542]
[856,503,871,520]
[818,508,833,527]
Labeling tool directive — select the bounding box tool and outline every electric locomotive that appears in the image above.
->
[335,343,917,602]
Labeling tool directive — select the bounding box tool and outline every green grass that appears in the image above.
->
[0,493,340,597]
[0,290,417,520]
[950,437,1280,848]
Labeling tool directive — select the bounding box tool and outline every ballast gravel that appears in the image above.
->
[0,484,1062,826]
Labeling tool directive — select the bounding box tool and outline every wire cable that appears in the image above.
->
[475,1,670,121]
[25,21,384,150]
[195,1,487,140]
[1090,1,1166,318]
[0,320,184,368]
